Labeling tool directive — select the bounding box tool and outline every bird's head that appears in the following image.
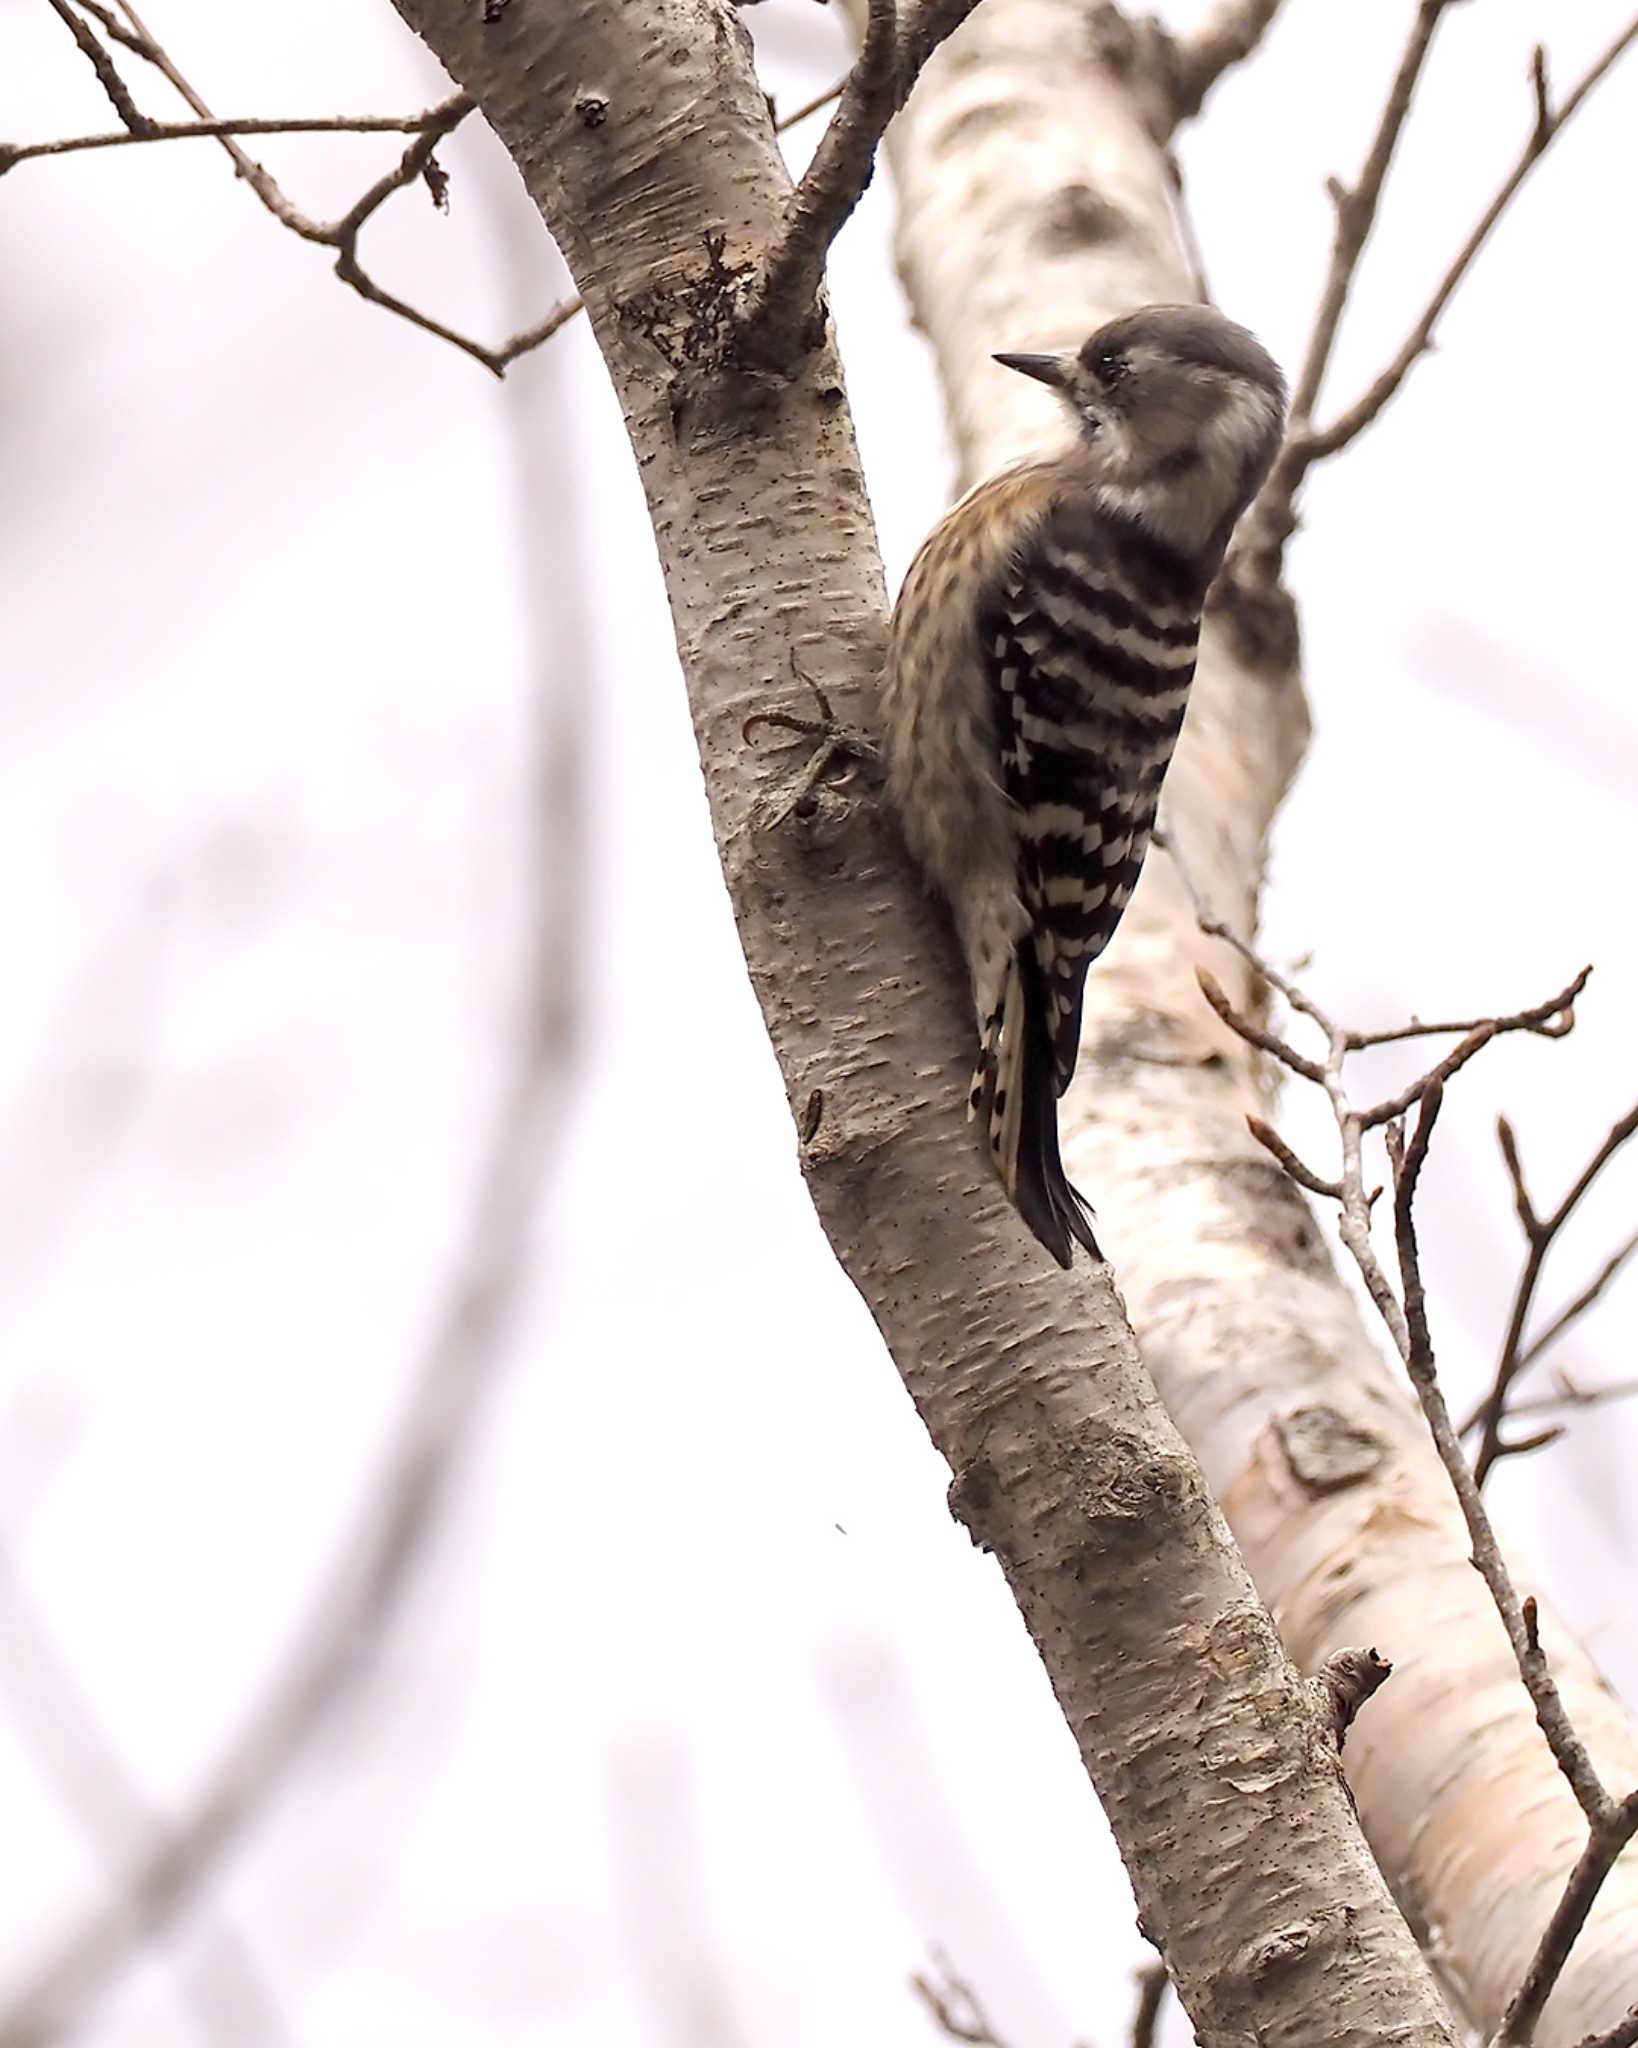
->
[995,303,1286,554]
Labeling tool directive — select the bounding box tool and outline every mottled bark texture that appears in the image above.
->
[876,3,1638,2040]
[383,3,1459,2043]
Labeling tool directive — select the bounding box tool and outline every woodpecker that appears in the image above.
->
[882,303,1285,1266]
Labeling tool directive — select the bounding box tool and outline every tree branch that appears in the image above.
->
[1574,2003,1638,2048]
[911,1953,1010,2047]
[737,0,981,370]
[0,109,468,171]
[1359,971,1588,1130]
[737,0,900,367]
[1129,1962,1170,2048]
[1296,16,1638,469]
[1499,1792,1638,2048]
[44,0,151,136]
[1470,1098,1638,1485]
[1239,10,1638,577]
[1166,0,1287,125]
[1230,0,1453,573]
[21,0,578,372]
[13,11,845,374]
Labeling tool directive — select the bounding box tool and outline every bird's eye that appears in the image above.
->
[1096,351,1130,387]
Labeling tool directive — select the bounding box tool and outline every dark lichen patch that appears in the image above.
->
[615,229,755,375]
[933,98,1029,151]
[1035,183,1128,254]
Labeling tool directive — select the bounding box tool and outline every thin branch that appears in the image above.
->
[738,0,989,370]
[1233,0,1455,572]
[1289,0,1454,432]
[1497,1790,1638,2048]
[1197,970,1326,1084]
[911,1952,1010,2048]
[1166,0,1287,125]
[1129,1961,1170,2048]
[1498,1368,1638,1423]
[1348,1011,1568,1053]
[60,0,154,55]
[1246,1113,1342,1200]
[0,1555,293,2046]
[1573,2001,1638,2048]
[1360,970,1589,1130]
[1299,16,1638,467]
[1471,1097,1638,1484]
[13,14,844,375]
[1242,11,1638,576]
[0,110,467,172]
[44,0,151,136]
[33,0,560,369]
[1154,831,1331,1030]
[773,77,850,133]
[1386,1119,1615,1830]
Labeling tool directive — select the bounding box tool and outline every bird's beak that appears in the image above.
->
[993,351,1069,390]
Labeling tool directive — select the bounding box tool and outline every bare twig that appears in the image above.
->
[0,109,468,171]
[15,13,844,375]
[1291,0,1453,432]
[1297,16,1638,468]
[44,0,151,135]
[1166,0,1287,124]
[1360,971,1589,1130]
[34,0,526,369]
[912,1951,1009,2047]
[66,0,154,56]
[739,0,989,368]
[1234,0,1455,574]
[1573,2001,1638,2048]
[1242,10,1638,574]
[1196,970,1326,1084]
[773,77,850,133]
[1506,1220,1637,1368]
[1499,1368,1638,1423]
[0,1557,292,2046]
[1129,1960,1170,2048]
[1469,1099,1638,1485]
[1498,1790,1638,2048]
[1246,1113,1342,1200]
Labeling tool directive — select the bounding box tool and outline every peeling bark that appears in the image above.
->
[380,1,1459,2041]
[875,3,1638,2040]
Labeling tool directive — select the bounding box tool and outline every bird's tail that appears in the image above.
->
[973,946,1101,1268]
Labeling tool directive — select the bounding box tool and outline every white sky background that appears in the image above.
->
[1,0,1636,2042]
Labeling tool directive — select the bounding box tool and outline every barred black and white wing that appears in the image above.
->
[972,500,1207,1263]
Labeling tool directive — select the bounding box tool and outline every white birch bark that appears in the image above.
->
[875,3,1638,2040]
[379,2,1461,2043]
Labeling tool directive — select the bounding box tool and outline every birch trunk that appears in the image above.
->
[874,3,1638,2041]
[380,2,1460,2042]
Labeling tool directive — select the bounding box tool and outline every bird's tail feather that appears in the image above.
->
[976,947,1101,1268]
